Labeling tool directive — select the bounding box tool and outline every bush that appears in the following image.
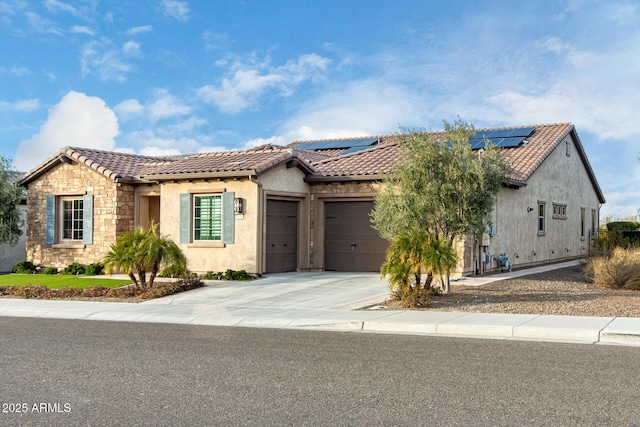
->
[43,267,59,275]
[85,263,105,276]
[587,247,640,290]
[61,262,85,275]
[202,269,253,281]
[159,264,190,279]
[13,261,36,274]
[606,221,640,232]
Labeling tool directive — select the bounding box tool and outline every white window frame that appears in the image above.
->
[59,196,84,242]
[537,201,546,235]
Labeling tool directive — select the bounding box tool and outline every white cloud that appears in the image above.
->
[161,0,189,23]
[125,25,153,35]
[122,41,141,57]
[0,98,40,112]
[239,78,421,150]
[15,91,119,171]
[80,38,136,82]
[0,65,30,76]
[25,11,62,35]
[197,53,331,113]
[43,0,77,15]
[202,30,228,51]
[114,89,191,122]
[70,25,94,35]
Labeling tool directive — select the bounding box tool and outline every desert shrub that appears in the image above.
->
[43,267,59,275]
[392,286,433,308]
[588,247,640,290]
[85,263,105,276]
[13,261,37,274]
[606,221,640,232]
[61,262,85,275]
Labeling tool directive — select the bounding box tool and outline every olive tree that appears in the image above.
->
[0,156,24,245]
[372,119,510,294]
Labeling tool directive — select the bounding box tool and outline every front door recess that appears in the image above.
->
[265,200,298,273]
[324,201,388,272]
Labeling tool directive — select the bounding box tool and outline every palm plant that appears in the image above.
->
[423,237,458,294]
[103,222,186,289]
[380,227,433,294]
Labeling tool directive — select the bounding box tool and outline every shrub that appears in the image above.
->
[61,262,85,275]
[13,261,37,274]
[85,263,105,276]
[43,267,59,275]
[159,264,190,278]
[392,286,433,308]
[202,271,223,280]
[587,247,640,290]
[202,269,253,281]
[222,269,253,281]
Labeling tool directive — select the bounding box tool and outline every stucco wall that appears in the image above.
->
[25,162,135,269]
[159,179,260,274]
[483,135,601,272]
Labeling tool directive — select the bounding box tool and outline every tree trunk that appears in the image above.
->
[127,273,139,288]
[424,271,433,289]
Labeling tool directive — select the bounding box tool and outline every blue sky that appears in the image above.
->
[1,0,639,219]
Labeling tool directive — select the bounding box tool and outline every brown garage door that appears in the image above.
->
[324,201,388,272]
[265,200,298,273]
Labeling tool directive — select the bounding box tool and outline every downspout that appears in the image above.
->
[250,175,264,275]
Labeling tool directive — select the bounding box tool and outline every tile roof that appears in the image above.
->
[17,123,604,203]
[17,145,315,185]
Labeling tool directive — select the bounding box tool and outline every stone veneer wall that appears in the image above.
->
[26,162,136,269]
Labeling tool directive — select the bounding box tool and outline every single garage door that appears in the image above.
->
[265,200,298,273]
[324,201,388,272]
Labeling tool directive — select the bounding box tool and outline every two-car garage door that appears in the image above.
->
[324,201,388,272]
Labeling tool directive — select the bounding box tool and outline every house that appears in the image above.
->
[17,122,605,276]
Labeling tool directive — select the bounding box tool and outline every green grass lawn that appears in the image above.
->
[0,274,133,289]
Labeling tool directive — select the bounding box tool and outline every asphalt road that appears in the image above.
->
[1,317,639,426]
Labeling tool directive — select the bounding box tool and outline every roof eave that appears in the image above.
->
[142,170,258,181]
[569,128,606,204]
[305,174,384,183]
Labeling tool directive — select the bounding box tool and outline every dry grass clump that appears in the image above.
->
[587,247,640,290]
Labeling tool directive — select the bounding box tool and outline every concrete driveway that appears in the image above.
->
[143,272,390,311]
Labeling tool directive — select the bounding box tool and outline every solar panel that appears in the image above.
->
[470,140,486,149]
[340,146,371,155]
[508,127,535,137]
[494,136,526,148]
[295,137,379,151]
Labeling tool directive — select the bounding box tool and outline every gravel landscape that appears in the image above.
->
[381,264,640,318]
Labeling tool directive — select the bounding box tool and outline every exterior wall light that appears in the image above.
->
[233,197,244,214]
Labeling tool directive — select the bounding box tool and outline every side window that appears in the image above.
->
[180,192,235,244]
[194,194,222,241]
[538,201,546,235]
[61,197,84,241]
[581,207,586,239]
[46,195,93,245]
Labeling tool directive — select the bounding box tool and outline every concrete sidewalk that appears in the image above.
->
[1,261,640,347]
